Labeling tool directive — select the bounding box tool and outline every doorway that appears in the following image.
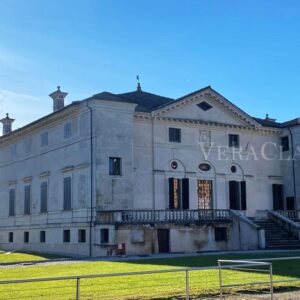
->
[157,229,170,253]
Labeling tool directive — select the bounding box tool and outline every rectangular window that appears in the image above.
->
[24,185,31,215]
[63,177,72,210]
[40,182,48,213]
[101,228,109,243]
[109,157,122,176]
[215,227,227,241]
[169,128,181,143]
[9,188,15,216]
[41,132,48,147]
[63,230,70,243]
[64,122,72,139]
[228,134,240,147]
[24,231,29,243]
[281,136,289,152]
[8,232,13,243]
[78,229,86,243]
[40,231,46,243]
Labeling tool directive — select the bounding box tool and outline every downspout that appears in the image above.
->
[151,115,155,209]
[288,127,297,209]
[86,100,94,257]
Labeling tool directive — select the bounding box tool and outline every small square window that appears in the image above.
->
[228,134,239,148]
[63,229,70,243]
[109,157,122,176]
[40,231,46,243]
[215,227,227,241]
[78,229,86,243]
[101,228,109,243]
[8,232,13,243]
[281,136,289,152]
[169,128,181,143]
[197,101,213,111]
[41,132,48,147]
[64,122,72,139]
[24,231,29,243]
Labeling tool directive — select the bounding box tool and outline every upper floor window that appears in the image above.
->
[228,134,239,148]
[281,136,289,152]
[41,132,48,147]
[63,177,72,210]
[169,128,181,143]
[109,157,122,176]
[24,138,32,154]
[64,122,72,139]
[24,185,31,215]
[10,144,17,157]
[9,188,15,216]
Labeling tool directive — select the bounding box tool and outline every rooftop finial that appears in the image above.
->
[136,75,142,92]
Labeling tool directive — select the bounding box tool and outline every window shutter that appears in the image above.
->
[272,184,279,210]
[9,189,15,216]
[24,186,31,214]
[168,178,175,209]
[41,182,48,213]
[63,177,72,210]
[277,184,284,210]
[229,181,239,209]
[241,181,247,210]
[182,178,189,210]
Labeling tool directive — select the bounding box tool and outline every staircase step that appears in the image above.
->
[253,218,300,249]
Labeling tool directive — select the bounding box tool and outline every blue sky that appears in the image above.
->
[0,0,300,129]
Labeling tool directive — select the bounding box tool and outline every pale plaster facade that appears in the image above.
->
[0,85,298,256]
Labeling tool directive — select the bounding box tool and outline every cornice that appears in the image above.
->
[133,114,281,134]
[0,105,80,146]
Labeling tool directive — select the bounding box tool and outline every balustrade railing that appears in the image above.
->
[275,210,300,221]
[97,209,230,224]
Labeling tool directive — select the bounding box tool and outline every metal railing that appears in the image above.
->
[1,257,300,299]
[97,209,231,224]
[0,260,273,300]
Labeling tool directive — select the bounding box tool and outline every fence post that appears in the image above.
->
[218,261,223,299]
[76,277,80,300]
[185,270,190,300]
[269,264,273,300]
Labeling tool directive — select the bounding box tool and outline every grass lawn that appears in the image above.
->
[0,251,66,263]
[0,251,300,299]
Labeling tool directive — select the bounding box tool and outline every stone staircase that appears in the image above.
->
[254,219,300,249]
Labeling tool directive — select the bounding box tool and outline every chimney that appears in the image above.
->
[0,113,15,135]
[49,86,68,112]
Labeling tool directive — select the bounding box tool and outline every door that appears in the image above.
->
[286,197,295,210]
[272,184,284,210]
[157,229,170,253]
[197,180,213,209]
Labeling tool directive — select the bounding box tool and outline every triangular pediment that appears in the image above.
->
[151,87,260,128]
